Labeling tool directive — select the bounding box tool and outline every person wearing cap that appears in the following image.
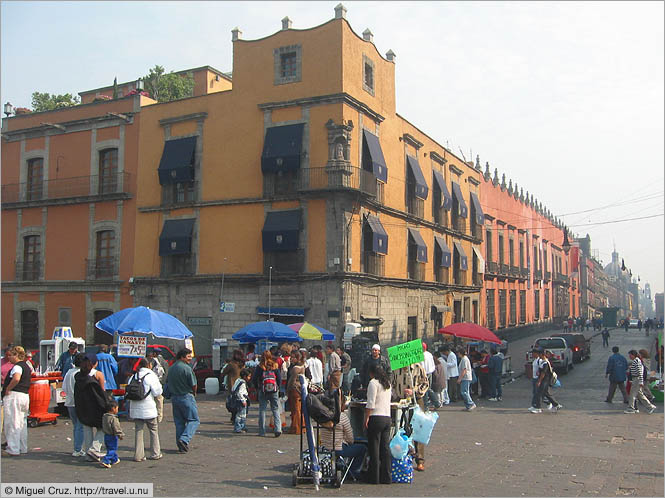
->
[74,352,109,462]
[360,344,391,390]
[56,342,80,377]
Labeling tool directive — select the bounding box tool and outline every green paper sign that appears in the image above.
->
[387,339,424,370]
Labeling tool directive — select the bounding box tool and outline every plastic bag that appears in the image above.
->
[391,455,414,483]
[552,379,561,388]
[410,405,438,445]
[389,428,412,459]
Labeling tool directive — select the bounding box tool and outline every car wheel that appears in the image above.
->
[28,418,38,428]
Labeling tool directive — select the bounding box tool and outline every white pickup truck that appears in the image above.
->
[526,336,574,374]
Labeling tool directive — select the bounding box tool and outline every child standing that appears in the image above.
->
[232,369,251,433]
[100,399,124,468]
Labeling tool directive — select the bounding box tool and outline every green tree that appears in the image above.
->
[142,65,194,102]
[31,92,80,112]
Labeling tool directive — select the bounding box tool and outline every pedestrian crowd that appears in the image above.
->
[0,325,661,483]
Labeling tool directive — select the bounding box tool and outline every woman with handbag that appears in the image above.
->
[364,364,392,485]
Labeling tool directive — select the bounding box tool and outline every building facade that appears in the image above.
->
[479,165,578,330]
[1,95,154,347]
[128,8,485,354]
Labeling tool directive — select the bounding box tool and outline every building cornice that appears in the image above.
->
[159,112,208,127]
[429,151,446,165]
[258,92,385,123]
[2,113,135,141]
[401,133,423,150]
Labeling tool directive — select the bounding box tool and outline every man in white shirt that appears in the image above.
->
[420,342,436,408]
[530,348,544,409]
[306,350,323,386]
[441,345,459,402]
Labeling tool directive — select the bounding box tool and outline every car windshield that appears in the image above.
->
[535,338,566,349]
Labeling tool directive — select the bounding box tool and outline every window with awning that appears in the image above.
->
[406,156,428,200]
[435,236,452,268]
[408,228,428,263]
[159,218,195,256]
[433,171,452,210]
[365,214,388,254]
[454,241,468,270]
[451,182,468,218]
[362,129,388,183]
[469,192,485,225]
[158,137,196,185]
[473,246,485,273]
[261,123,305,173]
[262,210,302,252]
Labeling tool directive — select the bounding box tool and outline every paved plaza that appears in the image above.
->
[1,327,663,497]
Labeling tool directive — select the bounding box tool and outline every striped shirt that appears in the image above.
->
[318,412,354,451]
[630,358,644,384]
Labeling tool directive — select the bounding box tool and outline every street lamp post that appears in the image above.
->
[268,266,273,321]
[220,257,227,307]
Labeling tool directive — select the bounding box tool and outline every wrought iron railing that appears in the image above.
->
[499,263,509,275]
[544,271,551,281]
[297,167,379,199]
[486,261,499,274]
[363,251,385,276]
[14,261,41,281]
[2,172,132,204]
[408,261,425,281]
[553,272,568,284]
[86,257,118,280]
[407,196,424,219]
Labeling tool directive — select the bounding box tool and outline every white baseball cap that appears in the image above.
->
[372,344,381,351]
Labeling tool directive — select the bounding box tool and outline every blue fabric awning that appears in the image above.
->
[262,210,301,252]
[454,241,468,271]
[433,171,452,210]
[159,218,195,256]
[406,156,428,200]
[261,123,304,173]
[158,137,196,185]
[366,215,388,255]
[408,228,428,263]
[256,307,305,317]
[362,129,388,183]
[451,182,468,218]
[470,192,485,226]
[435,236,452,268]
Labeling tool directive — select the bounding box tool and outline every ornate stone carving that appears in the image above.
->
[325,119,354,187]
[520,187,524,203]
[492,168,499,186]
[484,161,491,181]
[508,179,513,195]
[475,155,481,171]
[500,173,506,191]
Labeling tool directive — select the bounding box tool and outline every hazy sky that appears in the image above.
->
[2,1,663,295]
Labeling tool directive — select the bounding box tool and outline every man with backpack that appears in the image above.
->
[165,348,199,453]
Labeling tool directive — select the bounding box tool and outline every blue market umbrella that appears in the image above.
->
[95,306,193,340]
[232,321,303,343]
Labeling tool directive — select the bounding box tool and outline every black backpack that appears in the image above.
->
[125,372,150,401]
[225,379,247,413]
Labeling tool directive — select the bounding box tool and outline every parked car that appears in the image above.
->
[191,355,216,392]
[553,333,591,363]
[526,337,573,373]
[147,344,176,365]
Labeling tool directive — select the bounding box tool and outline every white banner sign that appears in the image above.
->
[117,335,147,358]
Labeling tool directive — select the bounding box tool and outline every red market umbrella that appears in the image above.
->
[438,322,502,345]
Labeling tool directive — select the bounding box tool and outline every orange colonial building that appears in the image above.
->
[1,67,230,349]
[478,166,580,330]
[130,6,484,353]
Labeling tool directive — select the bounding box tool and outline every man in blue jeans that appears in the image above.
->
[166,348,199,453]
[456,348,476,411]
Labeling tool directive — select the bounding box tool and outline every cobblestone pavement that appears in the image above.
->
[1,327,662,497]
